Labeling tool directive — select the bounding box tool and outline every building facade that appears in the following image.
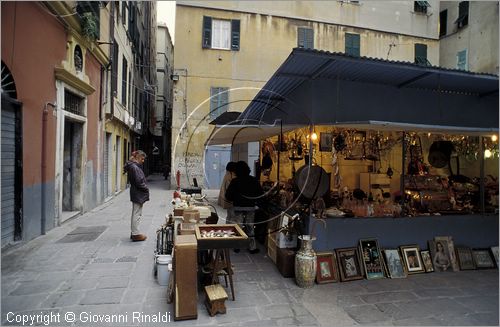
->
[0,1,157,248]
[172,1,440,188]
[1,1,109,246]
[439,1,499,74]
[156,24,175,176]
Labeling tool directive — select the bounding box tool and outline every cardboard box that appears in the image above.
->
[276,232,297,249]
[179,223,196,235]
[183,210,200,223]
[173,208,185,216]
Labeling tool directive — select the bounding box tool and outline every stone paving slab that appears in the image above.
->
[80,289,125,305]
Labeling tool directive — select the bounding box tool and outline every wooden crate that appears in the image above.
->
[195,224,249,250]
[267,233,277,264]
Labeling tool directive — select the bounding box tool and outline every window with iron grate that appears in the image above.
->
[64,90,85,116]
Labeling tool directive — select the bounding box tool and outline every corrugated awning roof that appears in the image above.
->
[208,111,242,125]
[238,48,499,125]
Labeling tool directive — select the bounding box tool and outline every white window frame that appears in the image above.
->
[211,19,231,50]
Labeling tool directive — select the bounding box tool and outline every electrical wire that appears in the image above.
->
[37,2,79,18]
[10,2,17,70]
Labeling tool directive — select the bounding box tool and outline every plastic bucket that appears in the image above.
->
[157,255,172,286]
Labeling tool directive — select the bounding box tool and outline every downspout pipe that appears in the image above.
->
[42,102,57,234]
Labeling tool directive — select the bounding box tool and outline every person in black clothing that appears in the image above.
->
[123,150,149,242]
[225,161,264,254]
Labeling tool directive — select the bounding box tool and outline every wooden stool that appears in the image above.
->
[204,284,228,316]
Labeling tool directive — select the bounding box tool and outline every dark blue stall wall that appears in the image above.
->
[309,215,499,251]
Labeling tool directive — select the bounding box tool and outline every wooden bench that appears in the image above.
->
[204,284,228,316]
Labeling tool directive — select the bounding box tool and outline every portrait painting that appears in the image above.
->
[435,236,459,271]
[420,250,434,272]
[382,249,407,279]
[359,238,385,279]
[335,247,364,282]
[429,239,452,272]
[456,247,475,270]
[316,252,339,283]
[399,245,425,274]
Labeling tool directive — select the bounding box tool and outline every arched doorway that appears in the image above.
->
[1,61,23,247]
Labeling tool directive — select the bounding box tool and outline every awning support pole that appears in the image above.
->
[400,131,406,208]
[480,137,485,215]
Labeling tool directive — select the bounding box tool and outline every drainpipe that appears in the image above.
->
[42,102,57,234]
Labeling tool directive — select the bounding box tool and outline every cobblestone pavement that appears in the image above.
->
[1,175,499,326]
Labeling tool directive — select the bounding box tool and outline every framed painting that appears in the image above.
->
[490,246,499,267]
[382,249,407,278]
[399,245,425,274]
[435,236,459,271]
[319,132,333,152]
[472,249,495,269]
[335,247,364,282]
[455,247,475,270]
[420,250,434,273]
[428,239,453,272]
[359,238,385,279]
[316,251,339,283]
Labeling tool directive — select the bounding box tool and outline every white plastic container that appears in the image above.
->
[156,254,172,286]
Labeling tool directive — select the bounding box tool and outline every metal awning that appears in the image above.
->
[205,121,298,145]
[238,48,499,133]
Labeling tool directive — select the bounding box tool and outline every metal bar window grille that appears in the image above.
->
[64,91,85,116]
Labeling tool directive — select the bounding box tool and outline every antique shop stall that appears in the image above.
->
[209,48,499,251]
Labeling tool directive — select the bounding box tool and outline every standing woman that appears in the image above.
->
[124,150,149,242]
[218,162,237,222]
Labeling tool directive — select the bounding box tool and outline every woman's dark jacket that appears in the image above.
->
[124,161,150,204]
[225,175,263,207]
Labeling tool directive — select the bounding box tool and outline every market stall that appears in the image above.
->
[210,48,499,252]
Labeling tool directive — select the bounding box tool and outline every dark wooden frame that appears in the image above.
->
[491,246,499,267]
[316,251,339,283]
[472,249,495,269]
[359,238,385,280]
[456,247,476,270]
[335,247,364,282]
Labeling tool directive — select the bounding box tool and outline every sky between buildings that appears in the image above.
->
[157,0,176,43]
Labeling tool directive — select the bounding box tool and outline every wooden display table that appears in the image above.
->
[195,224,249,301]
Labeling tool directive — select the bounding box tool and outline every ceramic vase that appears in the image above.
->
[295,235,317,288]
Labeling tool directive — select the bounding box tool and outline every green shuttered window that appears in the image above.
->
[210,87,229,120]
[297,27,314,49]
[457,49,468,70]
[202,16,240,51]
[414,43,431,66]
[345,33,360,57]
